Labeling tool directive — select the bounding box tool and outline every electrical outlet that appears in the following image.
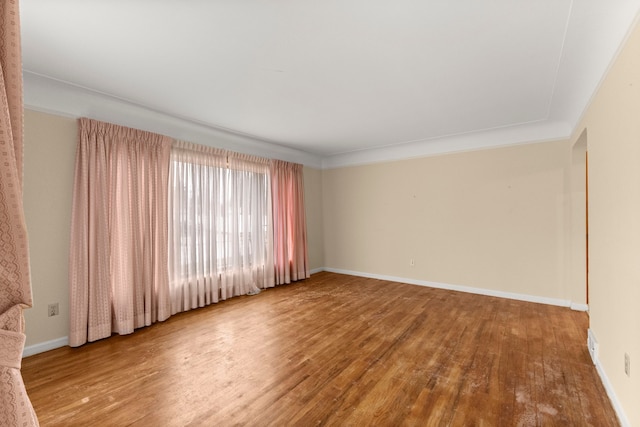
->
[625,353,630,377]
[587,329,598,364]
[48,302,59,317]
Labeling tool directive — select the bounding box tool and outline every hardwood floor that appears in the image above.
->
[22,272,619,426]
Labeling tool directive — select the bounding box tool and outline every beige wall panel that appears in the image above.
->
[574,18,640,426]
[303,166,325,271]
[323,140,570,300]
[567,134,588,307]
[23,110,76,347]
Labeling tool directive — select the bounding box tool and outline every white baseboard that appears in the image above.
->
[570,302,589,312]
[594,355,630,427]
[309,267,325,275]
[587,328,599,364]
[23,336,68,358]
[323,267,576,308]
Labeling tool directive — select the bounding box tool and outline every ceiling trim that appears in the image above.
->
[24,71,574,170]
[23,71,325,169]
[321,120,572,169]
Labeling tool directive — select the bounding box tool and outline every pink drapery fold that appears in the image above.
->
[270,160,309,284]
[0,0,39,425]
[69,118,172,347]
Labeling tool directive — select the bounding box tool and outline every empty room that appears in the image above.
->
[1,1,639,426]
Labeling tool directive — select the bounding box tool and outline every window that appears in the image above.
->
[168,146,274,312]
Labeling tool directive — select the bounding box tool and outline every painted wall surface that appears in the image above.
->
[303,166,325,271]
[23,110,76,347]
[566,133,588,308]
[21,110,326,348]
[573,18,640,427]
[322,140,574,302]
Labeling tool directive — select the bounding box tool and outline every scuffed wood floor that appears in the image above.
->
[22,272,619,426]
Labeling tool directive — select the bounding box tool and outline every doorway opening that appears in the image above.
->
[571,130,588,307]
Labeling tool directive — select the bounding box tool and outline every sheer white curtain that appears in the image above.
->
[226,152,275,292]
[168,142,274,314]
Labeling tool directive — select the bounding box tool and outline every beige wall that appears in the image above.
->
[303,166,325,271]
[571,18,640,426]
[566,132,588,308]
[322,140,577,302]
[23,110,76,347]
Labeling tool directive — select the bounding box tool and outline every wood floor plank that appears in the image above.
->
[21,272,619,426]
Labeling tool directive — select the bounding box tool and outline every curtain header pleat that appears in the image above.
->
[79,117,172,147]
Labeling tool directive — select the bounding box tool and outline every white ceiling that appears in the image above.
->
[21,1,640,168]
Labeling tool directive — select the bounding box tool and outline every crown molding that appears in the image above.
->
[321,120,572,169]
[25,71,573,171]
[23,71,324,169]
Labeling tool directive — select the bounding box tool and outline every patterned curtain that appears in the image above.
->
[69,118,172,347]
[0,0,40,425]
